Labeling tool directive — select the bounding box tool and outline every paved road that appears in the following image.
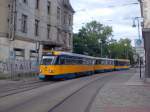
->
[0,70,133,112]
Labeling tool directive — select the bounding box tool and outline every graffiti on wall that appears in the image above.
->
[0,60,39,75]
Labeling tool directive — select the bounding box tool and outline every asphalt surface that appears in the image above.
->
[0,70,132,112]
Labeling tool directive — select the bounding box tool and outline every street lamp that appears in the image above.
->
[132,17,143,69]
[98,40,103,57]
[108,50,111,58]
[132,17,142,40]
[124,43,128,59]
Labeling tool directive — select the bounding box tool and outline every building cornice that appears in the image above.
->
[14,35,37,43]
[142,28,150,32]
[58,0,75,13]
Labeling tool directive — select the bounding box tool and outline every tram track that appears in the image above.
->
[0,70,129,99]
[0,80,55,98]
[0,70,129,112]
[48,74,114,112]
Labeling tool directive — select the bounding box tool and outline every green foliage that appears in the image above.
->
[73,21,112,57]
[73,20,135,64]
[108,38,136,64]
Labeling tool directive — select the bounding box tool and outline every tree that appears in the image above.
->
[73,21,113,57]
[108,38,136,64]
[73,21,135,65]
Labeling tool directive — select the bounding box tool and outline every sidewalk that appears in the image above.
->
[90,69,150,112]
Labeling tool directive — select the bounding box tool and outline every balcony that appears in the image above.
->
[61,24,73,32]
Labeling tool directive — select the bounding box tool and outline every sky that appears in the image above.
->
[70,0,142,45]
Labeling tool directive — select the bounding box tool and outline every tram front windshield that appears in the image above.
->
[41,56,56,65]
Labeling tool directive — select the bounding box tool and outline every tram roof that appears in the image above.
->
[94,57,114,61]
[43,51,130,61]
[43,51,95,59]
[115,59,130,62]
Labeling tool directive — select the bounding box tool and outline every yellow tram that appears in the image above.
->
[39,51,130,80]
[114,59,130,71]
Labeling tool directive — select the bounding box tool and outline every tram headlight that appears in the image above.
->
[49,70,54,73]
[40,69,42,73]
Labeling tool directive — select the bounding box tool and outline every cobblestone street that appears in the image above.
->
[90,69,150,112]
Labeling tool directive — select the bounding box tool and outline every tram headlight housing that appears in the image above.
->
[49,70,54,73]
[40,69,42,73]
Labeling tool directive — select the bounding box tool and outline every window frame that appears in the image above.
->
[35,19,39,36]
[23,0,28,4]
[21,14,28,33]
[47,24,51,39]
[35,0,40,9]
[47,1,51,15]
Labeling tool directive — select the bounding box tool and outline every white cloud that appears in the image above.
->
[70,0,141,45]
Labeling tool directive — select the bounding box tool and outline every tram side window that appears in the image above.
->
[108,60,111,65]
[89,59,93,65]
[77,59,82,65]
[59,57,66,64]
[95,60,98,65]
[96,60,101,65]
[83,59,89,65]
[118,61,127,66]
[104,60,107,65]
[109,60,112,65]
[103,60,106,65]
[66,58,74,65]
[115,61,119,66]
[107,60,109,65]
[101,60,104,65]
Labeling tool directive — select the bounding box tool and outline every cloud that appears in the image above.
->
[70,0,141,45]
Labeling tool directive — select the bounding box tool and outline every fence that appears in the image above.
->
[0,59,39,80]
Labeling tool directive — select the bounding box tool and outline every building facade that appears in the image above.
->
[0,0,74,61]
[139,0,150,77]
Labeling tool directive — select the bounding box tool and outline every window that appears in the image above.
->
[30,50,37,58]
[63,11,67,24]
[47,1,51,14]
[68,14,71,25]
[57,28,60,40]
[63,32,67,44]
[21,14,28,33]
[23,0,27,4]
[47,25,50,39]
[14,48,25,59]
[69,33,72,45]
[35,19,39,36]
[41,56,55,65]
[57,7,61,20]
[35,0,39,9]
[96,60,101,65]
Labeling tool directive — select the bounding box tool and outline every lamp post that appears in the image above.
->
[124,43,128,59]
[108,50,111,58]
[36,41,40,64]
[132,17,142,62]
[132,17,142,40]
[132,17,143,78]
[98,40,103,57]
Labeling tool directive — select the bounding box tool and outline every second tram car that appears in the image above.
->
[94,58,114,73]
[114,59,130,71]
